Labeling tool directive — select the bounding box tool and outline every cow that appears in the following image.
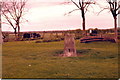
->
[23,33,31,38]
[32,33,41,38]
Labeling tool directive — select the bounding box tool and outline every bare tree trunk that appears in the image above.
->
[17,25,20,40]
[81,9,87,36]
[14,28,17,40]
[114,16,118,42]
[83,17,85,31]
[82,17,86,36]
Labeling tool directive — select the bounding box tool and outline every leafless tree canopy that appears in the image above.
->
[106,0,120,17]
[65,0,95,15]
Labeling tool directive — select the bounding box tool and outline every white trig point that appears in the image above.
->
[63,33,77,57]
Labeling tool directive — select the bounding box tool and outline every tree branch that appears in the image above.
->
[79,0,82,7]
[71,0,80,9]
[84,4,90,14]
[64,9,80,16]
[97,7,109,15]
[2,11,15,28]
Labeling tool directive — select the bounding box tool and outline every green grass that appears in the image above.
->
[2,40,119,78]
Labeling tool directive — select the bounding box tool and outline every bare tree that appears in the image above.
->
[98,0,120,42]
[1,0,27,40]
[65,0,95,35]
[107,0,120,42]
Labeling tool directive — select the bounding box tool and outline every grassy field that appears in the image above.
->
[2,40,118,78]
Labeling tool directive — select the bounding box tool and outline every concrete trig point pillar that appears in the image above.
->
[63,33,77,57]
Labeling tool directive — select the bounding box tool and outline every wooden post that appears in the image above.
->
[63,33,77,57]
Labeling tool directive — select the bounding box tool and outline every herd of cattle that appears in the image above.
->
[23,33,41,39]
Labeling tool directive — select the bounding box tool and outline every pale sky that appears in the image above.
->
[2,0,119,32]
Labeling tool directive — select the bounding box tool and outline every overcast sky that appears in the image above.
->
[2,0,120,31]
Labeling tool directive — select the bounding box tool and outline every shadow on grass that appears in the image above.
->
[54,49,117,60]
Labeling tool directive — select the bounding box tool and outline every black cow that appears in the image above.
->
[36,34,41,38]
[90,30,98,36]
[23,33,31,38]
[32,33,41,38]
